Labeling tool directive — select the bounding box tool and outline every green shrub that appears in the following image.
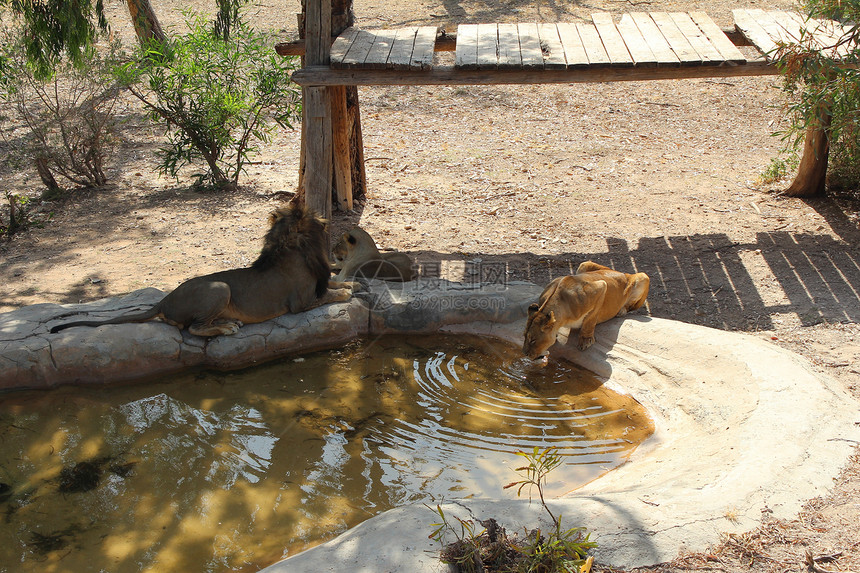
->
[0,30,123,195]
[758,153,799,185]
[827,116,860,190]
[1,191,50,237]
[114,13,301,190]
[776,0,860,190]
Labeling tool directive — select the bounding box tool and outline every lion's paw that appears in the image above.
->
[189,320,242,337]
[577,336,595,351]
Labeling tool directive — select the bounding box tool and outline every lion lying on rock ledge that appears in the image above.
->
[50,204,358,337]
[331,226,415,282]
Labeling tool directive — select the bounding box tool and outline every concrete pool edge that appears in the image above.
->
[2,281,858,570]
[267,312,860,571]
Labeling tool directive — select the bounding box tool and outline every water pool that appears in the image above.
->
[0,334,652,572]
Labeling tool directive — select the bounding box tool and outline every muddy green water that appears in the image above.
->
[0,334,652,573]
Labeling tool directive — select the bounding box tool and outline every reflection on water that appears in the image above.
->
[0,334,653,573]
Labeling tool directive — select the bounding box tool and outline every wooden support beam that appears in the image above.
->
[303,87,333,220]
[302,0,333,220]
[296,1,366,214]
[330,85,354,210]
[292,59,777,86]
[305,0,331,64]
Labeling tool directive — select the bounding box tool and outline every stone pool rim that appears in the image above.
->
[2,280,858,571]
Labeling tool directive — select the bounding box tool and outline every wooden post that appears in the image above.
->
[330,85,353,210]
[302,0,333,220]
[296,0,365,211]
[349,86,368,197]
[303,88,333,220]
[333,0,365,208]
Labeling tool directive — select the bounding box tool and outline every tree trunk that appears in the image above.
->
[126,0,166,44]
[6,193,21,235]
[36,156,62,197]
[784,106,832,198]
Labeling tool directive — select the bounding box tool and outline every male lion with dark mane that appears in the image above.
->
[50,204,357,337]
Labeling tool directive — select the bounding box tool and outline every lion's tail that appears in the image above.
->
[49,305,162,334]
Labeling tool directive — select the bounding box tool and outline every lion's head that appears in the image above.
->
[522,302,559,363]
[332,227,375,265]
[253,203,330,297]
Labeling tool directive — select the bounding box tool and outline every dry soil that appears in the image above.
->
[1,1,860,572]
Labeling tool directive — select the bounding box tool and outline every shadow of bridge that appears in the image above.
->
[410,230,860,333]
[606,231,860,331]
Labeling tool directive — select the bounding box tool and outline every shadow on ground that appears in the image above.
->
[0,184,283,310]
[405,229,860,333]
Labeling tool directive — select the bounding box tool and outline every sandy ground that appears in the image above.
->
[2,0,860,571]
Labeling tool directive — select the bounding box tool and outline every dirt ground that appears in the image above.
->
[2,0,860,571]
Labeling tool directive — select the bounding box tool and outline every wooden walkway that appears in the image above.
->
[733,8,854,60]
[290,10,855,86]
[329,12,747,71]
[453,14,746,69]
[331,26,438,69]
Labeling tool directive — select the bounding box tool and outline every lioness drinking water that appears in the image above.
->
[523,261,650,363]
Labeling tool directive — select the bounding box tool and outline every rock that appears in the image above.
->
[2,282,858,573]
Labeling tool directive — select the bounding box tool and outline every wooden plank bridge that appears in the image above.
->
[289,9,855,86]
[286,5,856,215]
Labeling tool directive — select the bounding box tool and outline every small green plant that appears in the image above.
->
[114,12,301,190]
[428,505,487,573]
[505,447,596,573]
[429,447,596,573]
[1,191,48,237]
[513,520,595,573]
[757,153,799,186]
[505,447,564,524]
